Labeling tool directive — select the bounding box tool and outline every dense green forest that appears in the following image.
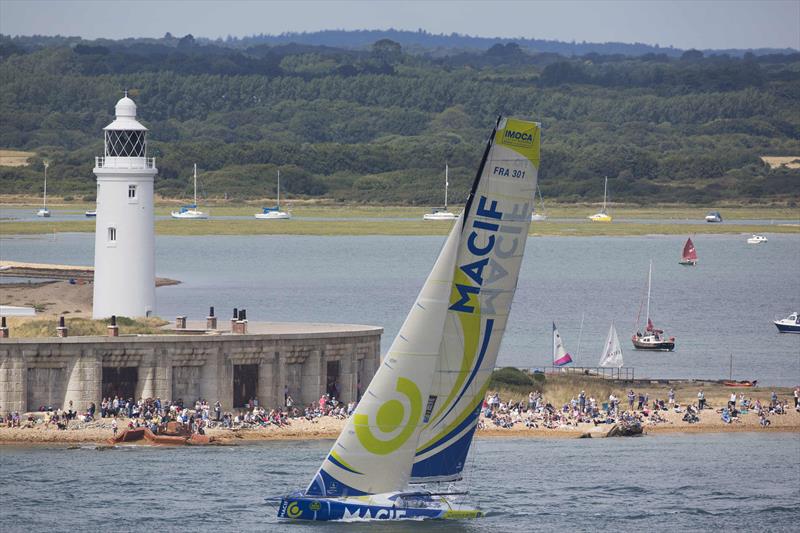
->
[1,34,799,205]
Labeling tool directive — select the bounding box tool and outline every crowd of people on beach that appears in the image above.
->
[477,386,800,433]
[2,386,799,435]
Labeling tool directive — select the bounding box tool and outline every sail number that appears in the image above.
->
[493,166,525,179]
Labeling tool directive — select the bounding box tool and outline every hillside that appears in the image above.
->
[1,33,799,205]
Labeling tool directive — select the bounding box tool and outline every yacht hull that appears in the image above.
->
[277,492,483,521]
[631,337,675,351]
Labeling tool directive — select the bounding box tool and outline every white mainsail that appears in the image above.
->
[599,323,623,368]
[305,117,540,496]
[411,117,540,482]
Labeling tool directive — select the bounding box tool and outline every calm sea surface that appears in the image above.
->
[1,232,798,385]
[0,433,798,532]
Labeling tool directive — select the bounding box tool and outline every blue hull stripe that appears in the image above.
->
[434,318,494,428]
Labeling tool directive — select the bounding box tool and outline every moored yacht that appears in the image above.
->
[423,164,457,220]
[171,164,209,219]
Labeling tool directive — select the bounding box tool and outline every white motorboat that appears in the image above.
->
[705,211,723,223]
[85,210,97,217]
[171,164,209,219]
[255,170,290,219]
[747,234,767,244]
[588,177,612,222]
[774,312,800,333]
[423,164,457,220]
[36,161,50,217]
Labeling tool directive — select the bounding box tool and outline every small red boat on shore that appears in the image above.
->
[723,380,758,388]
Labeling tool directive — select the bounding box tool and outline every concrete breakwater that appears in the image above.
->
[0,321,381,413]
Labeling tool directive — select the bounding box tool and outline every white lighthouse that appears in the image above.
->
[92,93,157,319]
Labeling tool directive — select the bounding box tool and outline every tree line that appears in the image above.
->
[0,34,798,205]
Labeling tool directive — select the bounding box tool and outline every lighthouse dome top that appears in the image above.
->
[103,93,148,132]
[115,95,137,117]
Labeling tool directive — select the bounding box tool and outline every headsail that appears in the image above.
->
[552,322,573,366]
[599,323,623,368]
[682,238,697,261]
[411,117,540,483]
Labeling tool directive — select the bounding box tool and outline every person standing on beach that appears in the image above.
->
[111,417,118,437]
[794,387,799,409]
[579,391,586,413]
[698,390,705,410]
[627,390,635,410]
[668,388,675,406]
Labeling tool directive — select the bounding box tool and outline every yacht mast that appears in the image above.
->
[193,163,197,206]
[646,260,652,323]
[444,163,449,211]
[43,161,49,210]
[602,176,607,212]
[277,170,281,209]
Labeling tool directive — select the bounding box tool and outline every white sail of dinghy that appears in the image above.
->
[599,323,624,368]
[305,117,540,496]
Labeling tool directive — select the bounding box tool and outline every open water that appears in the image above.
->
[1,232,798,385]
[0,433,798,532]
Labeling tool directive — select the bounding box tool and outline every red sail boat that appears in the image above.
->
[678,237,697,266]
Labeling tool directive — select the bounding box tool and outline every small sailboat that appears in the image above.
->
[530,183,547,221]
[255,170,290,219]
[774,311,800,333]
[599,323,623,368]
[423,164,457,220]
[747,234,767,244]
[277,117,541,522]
[36,162,50,217]
[552,322,573,366]
[678,237,697,266]
[171,164,209,219]
[632,261,675,351]
[588,176,612,222]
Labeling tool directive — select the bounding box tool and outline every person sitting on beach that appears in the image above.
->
[721,408,731,424]
[759,412,771,428]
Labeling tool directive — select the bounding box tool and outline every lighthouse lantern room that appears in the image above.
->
[92,93,157,319]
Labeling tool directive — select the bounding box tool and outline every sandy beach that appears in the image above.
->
[1,408,797,446]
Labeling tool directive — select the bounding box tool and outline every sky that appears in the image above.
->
[1,0,798,51]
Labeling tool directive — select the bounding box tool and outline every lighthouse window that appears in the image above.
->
[108,227,116,242]
[128,185,137,199]
[105,130,145,157]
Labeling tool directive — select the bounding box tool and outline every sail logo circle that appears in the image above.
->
[355,377,422,455]
[286,502,302,518]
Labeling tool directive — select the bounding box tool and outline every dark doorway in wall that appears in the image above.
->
[102,367,138,400]
[326,360,340,399]
[233,364,259,408]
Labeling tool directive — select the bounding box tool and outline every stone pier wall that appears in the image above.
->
[0,325,381,413]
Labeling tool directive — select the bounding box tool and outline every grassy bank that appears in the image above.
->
[4,316,169,338]
[489,368,796,408]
